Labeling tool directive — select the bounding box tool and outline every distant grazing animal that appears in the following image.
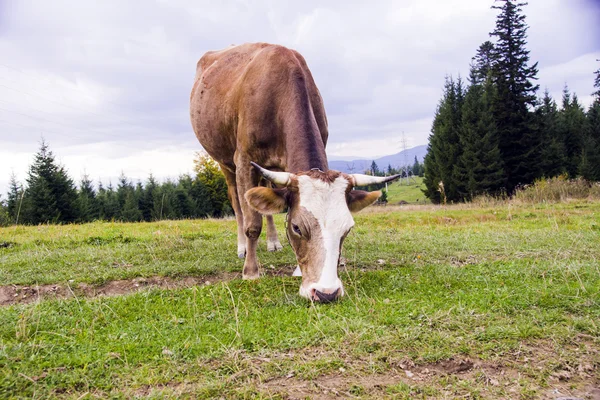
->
[190,43,399,302]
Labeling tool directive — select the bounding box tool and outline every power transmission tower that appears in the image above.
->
[401,132,412,185]
[399,132,416,185]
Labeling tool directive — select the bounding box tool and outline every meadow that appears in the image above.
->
[0,198,599,398]
[384,176,429,205]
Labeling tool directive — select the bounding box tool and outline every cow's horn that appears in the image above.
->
[250,162,293,186]
[349,173,402,187]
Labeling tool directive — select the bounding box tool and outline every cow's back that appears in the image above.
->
[190,43,328,173]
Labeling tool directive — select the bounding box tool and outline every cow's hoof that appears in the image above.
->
[237,245,246,259]
[242,271,260,280]
[267,240,283,252]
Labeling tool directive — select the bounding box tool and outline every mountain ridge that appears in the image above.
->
[328,144,428,174]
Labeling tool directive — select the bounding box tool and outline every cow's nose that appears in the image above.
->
[313,288,341,303]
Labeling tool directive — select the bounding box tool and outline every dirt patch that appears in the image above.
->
[254,340,600,400]
[260,356,599,400]
[450,255,479,267]
[256,356,483,399]
[261,372,401,399]
[0,265,298,306]
[65,338,598,399]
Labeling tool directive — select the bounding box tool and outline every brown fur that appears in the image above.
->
[190,43,328,279]
[190,43,328,174]
[296,169,342,183]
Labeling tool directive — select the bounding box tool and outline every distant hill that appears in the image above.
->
[328,145,428,173]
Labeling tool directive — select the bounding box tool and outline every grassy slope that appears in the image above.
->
[384,176,429,204]
[0,201,599,398]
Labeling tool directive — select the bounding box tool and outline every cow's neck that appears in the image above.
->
[286,141,328,173]
[284,116,328,173]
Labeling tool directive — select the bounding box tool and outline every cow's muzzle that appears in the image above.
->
[313,288,341,303]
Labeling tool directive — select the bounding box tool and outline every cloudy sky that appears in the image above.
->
[0,0,599,195]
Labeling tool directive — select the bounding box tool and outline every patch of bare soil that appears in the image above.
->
[260,359,599,399]
[256,340,600,400]
[82,335,596,399]
[256,357,484,399]
[128,342,598,399]
[0,265,298,306]
[261,373,400,399]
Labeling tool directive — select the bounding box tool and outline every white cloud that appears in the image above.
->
[539,52,600,108]
[0,0,599,195]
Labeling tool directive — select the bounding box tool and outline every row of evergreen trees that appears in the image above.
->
[0,141,427,226]
[0,141,231,226]
[366,157,425,178]
[423,0,600,203]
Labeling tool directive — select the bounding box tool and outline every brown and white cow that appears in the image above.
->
[190,43,399,302]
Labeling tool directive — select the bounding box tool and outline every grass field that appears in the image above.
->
[384,176,429,204]
[0,200,599,398]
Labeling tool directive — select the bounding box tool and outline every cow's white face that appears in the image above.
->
[246,166,397,303]
[290,174,354,300]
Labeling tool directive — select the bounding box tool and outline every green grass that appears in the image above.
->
[1,201,599,398]
[384,176,429,204]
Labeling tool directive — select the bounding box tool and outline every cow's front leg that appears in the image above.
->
[236,160,262,279]
[242,211,262,279]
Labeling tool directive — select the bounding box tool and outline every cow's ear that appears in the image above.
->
[245,187,288,215]
[347,190,381,212]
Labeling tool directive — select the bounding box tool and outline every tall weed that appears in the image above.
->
[512,175,600,204]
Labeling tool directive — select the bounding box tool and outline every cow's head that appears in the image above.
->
[245,163,400,303]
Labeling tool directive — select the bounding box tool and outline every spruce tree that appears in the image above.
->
[156,180,177,220]
[98,182,120,220]
[423,76,464,203]
[177,174,209,218]
[593,64,600,100]
[121,191,142,222]
[171,182,195,219]
[23,140,78,224]
[412,156,421,176]
[369,160,380,176]
[0,195,9,227]
[490,0,541,192]
[190,177,212,217]
[557,87,586,177]
[6,173,23,224]
[116,173,133,212]
[470,41,495,85]
[582,65,600,180]
[53,166,79,223]
[77,174,99,222]
[424,83,448,203]
[583,103,600,181]
[455,76,505,200]
[114,174,142,221]
[536,89,566,177]
[139,175,159,221]
[380,189,388,204]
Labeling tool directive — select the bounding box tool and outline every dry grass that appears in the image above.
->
[513,175,600,204]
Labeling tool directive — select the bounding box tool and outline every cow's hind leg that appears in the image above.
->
[221,166,246,258]
[235,157,262,279]
[266,215,283,251]
[264,182,283,252]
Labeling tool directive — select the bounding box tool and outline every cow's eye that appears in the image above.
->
[292,224,302,236]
